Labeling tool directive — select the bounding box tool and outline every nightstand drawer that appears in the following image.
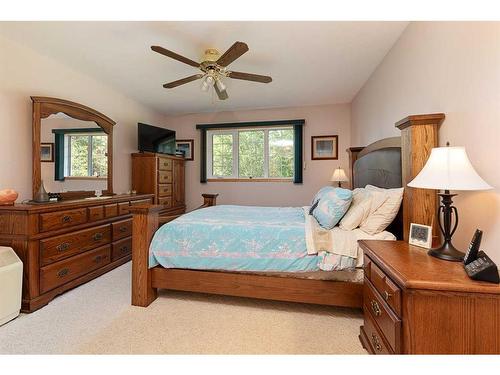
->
[370,261,402,316]
[362,310,393,354]
[364,278,401,352]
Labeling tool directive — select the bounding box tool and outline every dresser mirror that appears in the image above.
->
[32,97,115,200]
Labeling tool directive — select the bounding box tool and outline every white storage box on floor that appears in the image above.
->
[0,246,23,325]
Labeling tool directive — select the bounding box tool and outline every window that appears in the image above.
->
[207,127,294,180]
[64,133,108,178]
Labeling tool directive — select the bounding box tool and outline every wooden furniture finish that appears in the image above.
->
[395,113,444,242]
[131,153,186,215]
[31,97,116,198]
[0,194,155,312]
[359,240,500,354]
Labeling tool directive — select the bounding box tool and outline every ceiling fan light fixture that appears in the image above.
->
[201,75,215,92]
[215,78,226,92]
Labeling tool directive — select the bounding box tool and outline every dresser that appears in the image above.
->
[359,240,500,354]
[0,194,154,312]
[131,153,186,213]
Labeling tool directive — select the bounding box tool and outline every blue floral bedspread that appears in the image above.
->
[149,205,320,272]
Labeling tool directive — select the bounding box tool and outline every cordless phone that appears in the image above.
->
[464,229,482,265]
[463,229,499,284]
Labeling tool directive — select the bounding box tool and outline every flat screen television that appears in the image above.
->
[137,123,176,155]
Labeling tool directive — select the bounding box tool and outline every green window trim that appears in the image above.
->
[52,128,103,181]
[197,119,304,184]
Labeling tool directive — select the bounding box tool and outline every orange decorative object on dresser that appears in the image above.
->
[0,189,18,206]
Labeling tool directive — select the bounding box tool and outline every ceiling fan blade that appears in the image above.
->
[214,84,229,100]
[216,41,249,67]
[227,71,272,83]
[151,45,200,68]
[163,74,204,89]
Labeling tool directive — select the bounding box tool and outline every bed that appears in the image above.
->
[129,116,441,309]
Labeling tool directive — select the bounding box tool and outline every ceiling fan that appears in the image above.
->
[151,41,272,100]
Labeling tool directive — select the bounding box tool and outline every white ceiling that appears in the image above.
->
[0,22,408,115]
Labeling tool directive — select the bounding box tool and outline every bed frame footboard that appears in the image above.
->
[129,194,219,307]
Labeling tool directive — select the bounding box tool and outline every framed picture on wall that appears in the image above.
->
[311,135,338,160]
[40,143,54,162]
[175,139,194,161]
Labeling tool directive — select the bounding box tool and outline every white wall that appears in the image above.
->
[351,22,500,263]
[167,103,351,210]
[0,34,167,201]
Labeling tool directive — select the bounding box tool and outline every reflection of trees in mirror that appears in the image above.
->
[68,134,107,177]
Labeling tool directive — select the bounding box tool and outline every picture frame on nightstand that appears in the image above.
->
[409,223,433,249]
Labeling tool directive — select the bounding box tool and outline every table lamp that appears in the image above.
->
[331,167,348,187]
[407,143,492,261]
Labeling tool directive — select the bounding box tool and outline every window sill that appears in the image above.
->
[207,178,292,183]
[64,177,108,181]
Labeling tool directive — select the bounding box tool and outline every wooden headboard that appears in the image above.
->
[347,113,445,243]
[351,136,403,239]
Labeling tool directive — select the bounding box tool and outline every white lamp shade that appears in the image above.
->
[407,146,492,191]
[330,168,348,182]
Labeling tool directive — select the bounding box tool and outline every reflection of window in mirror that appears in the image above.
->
[64,132,108,178]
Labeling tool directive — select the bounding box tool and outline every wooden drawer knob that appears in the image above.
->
[56,242,70,252]
[383,291,392,301]
[370,300,382,317]
[371,333,382,352]
[93,232,104,241]
[57,268,69,278]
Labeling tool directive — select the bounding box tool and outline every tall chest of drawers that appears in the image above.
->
[131,153,186,213]
[359,240,500,354]
[0,194,154,312]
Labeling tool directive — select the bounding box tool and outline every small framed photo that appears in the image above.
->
[409,223,433,249]
[175,139,194,161]
[40,143,54,162]
[311,135,338,160]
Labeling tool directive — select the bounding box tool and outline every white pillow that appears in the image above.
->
[359,185,404,235]
[339,188,387,230]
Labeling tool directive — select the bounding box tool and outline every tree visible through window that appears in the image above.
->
[208,127,294,179]
[67,134,107,177]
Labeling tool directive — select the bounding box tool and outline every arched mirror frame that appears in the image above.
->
[31,96,115,199]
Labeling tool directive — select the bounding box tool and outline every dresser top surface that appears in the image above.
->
[0,193,154,212]
[360,240,500,295]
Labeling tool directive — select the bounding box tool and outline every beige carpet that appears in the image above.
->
[0,262,366,354]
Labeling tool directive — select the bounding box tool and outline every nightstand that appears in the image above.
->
[359,240,500,354]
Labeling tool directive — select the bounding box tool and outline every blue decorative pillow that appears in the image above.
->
[311,186,334,206]
[312,188,353,229]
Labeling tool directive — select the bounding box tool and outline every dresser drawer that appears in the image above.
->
[104,203,118,218]
[362,310,393,354]
[40,245,111,293]
[158,196,172,208]
[370,261,402,316]
[158,157,173,171]
[112,218,132,240]
[130,198,154,206]
[112,237,132,261]
[158,184,172,197]
[39,208,87,232]
[364,278,401,352]
[88,205,104,222]
[158,170,173,184]
[118,201,131,215]
[40,224,111,266]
